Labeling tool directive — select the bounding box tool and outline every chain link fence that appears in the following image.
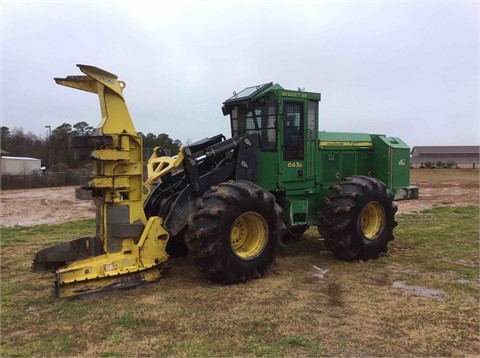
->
[1,172,90,190]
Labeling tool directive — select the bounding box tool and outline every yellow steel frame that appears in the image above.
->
[53,65,170,297]
[145,147,186,186]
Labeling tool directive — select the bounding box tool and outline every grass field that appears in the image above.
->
[1,204,478,357]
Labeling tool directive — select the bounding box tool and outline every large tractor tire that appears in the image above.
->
[318,176,398,261]
[185,180,285,284]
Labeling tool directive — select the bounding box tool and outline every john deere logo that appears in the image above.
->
[398,159,406,166]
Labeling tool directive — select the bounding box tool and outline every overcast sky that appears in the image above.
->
[1,1,479,147]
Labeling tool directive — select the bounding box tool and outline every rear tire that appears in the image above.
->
[185,180,285,284]
[318,176,398,260]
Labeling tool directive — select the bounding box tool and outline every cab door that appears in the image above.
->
[279,100,308,187]
[280,100,317,186]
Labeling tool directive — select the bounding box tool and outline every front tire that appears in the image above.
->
[185,180,285,284]
[318,176,398,260]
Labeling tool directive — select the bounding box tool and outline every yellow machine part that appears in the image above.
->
[56,217,169,298]
[145,147,185,186]
[42,65,171,298]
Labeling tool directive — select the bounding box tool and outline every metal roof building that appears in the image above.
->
[410,146,480,168]
[1,156,42,174]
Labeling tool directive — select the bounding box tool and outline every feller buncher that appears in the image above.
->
[33,65,418,298]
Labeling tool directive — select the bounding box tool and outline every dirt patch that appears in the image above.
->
[0,186,95,227]
[0,169,478,227]
[396,169,479,214]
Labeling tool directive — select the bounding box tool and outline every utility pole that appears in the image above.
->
[45,125,51,169]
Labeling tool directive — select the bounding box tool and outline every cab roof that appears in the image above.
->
[224,82,278,104]
[223,82,320,106]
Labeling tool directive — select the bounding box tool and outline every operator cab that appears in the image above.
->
[222,83,321,191]
[222,83,278,151]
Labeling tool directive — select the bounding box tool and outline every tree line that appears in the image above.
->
[1,122,182,172]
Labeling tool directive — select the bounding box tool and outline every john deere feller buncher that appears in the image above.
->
[33,65,418,298]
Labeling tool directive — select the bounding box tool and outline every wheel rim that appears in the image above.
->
[359,202,385,240]
[230,212,268,260]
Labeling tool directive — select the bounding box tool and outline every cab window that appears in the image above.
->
[283,101,304,160]
[230,101,277,151]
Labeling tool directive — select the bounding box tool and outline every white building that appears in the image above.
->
[410,146,480,168]
[1,156,42,174]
